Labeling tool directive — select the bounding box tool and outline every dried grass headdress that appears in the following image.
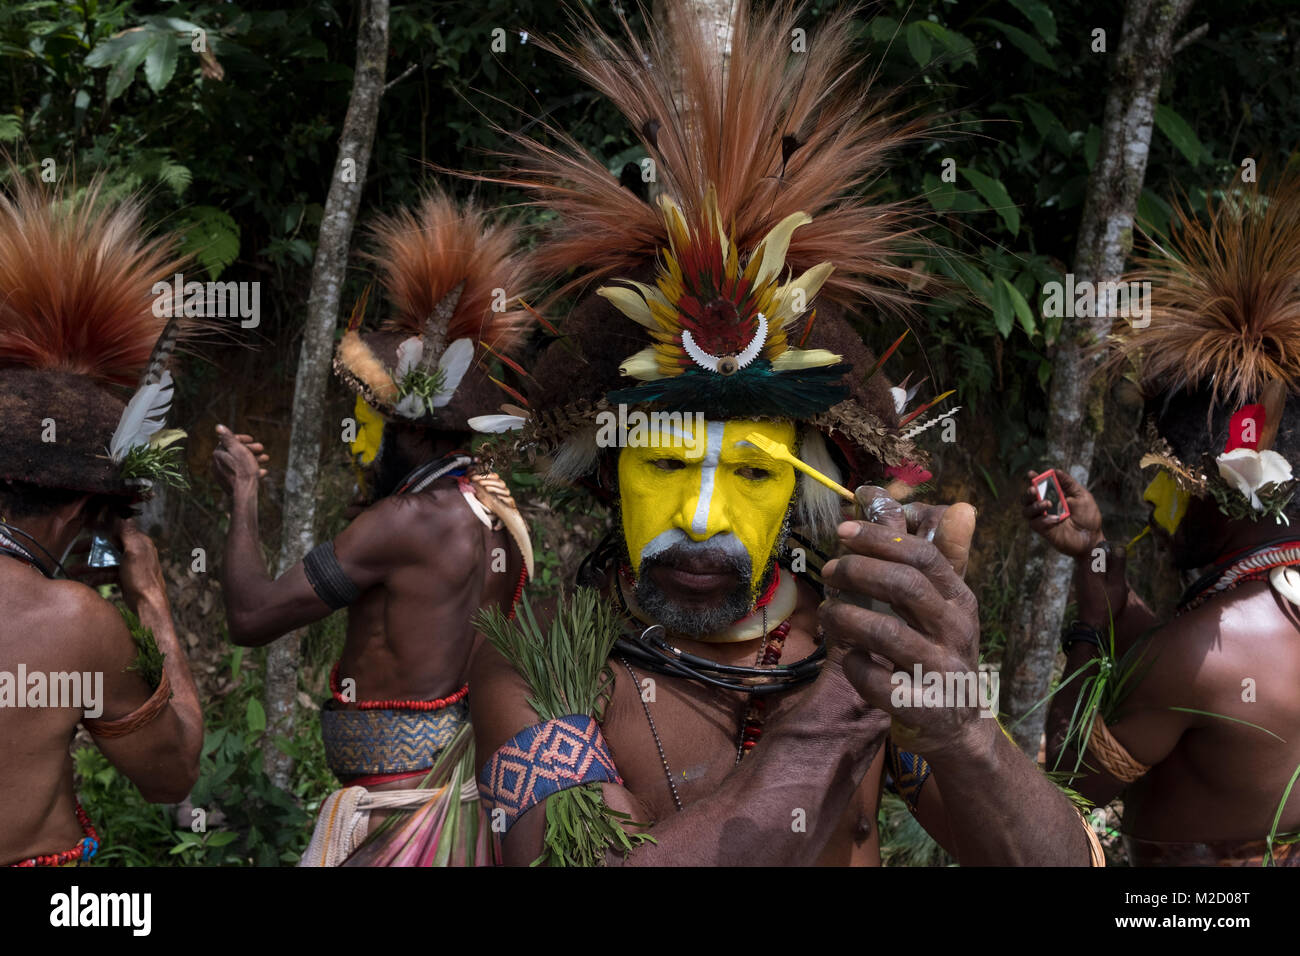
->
[1105,169,1300,509]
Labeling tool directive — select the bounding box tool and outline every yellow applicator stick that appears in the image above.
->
[742,431,855,502]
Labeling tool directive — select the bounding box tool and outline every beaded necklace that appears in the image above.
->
[0,520,58,578]
[1178,540,1300,613]
[9,803,99,867]
[618,594,800,813]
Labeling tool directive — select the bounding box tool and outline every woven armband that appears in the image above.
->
[1086,717,1150,783]
[85,670,172,739]
[303,541,361,610]
[884,738,932,813]
[477,715,623,834]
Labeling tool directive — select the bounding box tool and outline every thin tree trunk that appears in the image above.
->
[263,0,389,789]
[1001,0,1195,755]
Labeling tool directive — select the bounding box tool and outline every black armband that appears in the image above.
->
[303,541,361,609]
[1061,620,1102,653]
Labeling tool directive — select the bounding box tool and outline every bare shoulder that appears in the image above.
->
[1136,582,1296,702]
[34,579,133,666]
[344,482,485,568]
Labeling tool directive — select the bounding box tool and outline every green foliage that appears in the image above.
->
[78,646,316,866]
[878,792,950,867]
[118,605,165,689]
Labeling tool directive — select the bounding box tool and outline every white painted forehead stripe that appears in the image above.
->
[690,420,726,536]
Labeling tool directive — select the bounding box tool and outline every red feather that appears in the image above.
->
[0,172,188,388]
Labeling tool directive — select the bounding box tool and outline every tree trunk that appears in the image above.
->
[1001,0,1194,755]
[263,0,390,789]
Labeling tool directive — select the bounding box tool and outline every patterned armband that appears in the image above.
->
[884,738,932,813]
[477,715,623,834]
[303,541,361,610]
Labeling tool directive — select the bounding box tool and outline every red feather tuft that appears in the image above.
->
[365,190,535,357]
[466,1,934,313]
[0,172,188,388]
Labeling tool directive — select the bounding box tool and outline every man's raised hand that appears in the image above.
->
[820,487,984,757]
[211,424,270,496]
[1021,467,1102,558]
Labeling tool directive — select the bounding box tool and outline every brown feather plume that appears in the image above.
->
[1108,170,1300,410]
[477,1,931,310]
[365,190,532,356]
[0,172,188,389]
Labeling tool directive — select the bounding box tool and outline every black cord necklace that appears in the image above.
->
[395,452,473,496]
[0,520,61,579]
[609,577,824,695]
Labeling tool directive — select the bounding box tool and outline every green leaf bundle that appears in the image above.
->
[476,588,655,866]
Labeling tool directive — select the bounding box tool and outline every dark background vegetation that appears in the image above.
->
[3,0,1298,864]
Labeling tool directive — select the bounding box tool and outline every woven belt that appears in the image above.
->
[321,701,469,777]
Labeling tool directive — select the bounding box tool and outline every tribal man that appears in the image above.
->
[1030,172,1300,866]
[213,192,534,866]
[467,3,1099,866]
[0,173,204,866]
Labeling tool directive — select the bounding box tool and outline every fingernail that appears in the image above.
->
[837,520,857,538]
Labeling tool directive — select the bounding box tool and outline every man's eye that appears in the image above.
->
[737,466,771,481]
[650,459,686,471]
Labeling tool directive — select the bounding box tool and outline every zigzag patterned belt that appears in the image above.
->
[321,701,469,777]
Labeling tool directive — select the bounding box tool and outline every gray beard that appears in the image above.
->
[635,564,754,636]
[616,496,794,637]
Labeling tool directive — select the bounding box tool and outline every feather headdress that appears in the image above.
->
[472,1,944,488]
[487,1,930,309]
[0,174,185,387]
[1106,170,1300,520]
[0,170,191,496]
[1107,171,1300,411]
[333,190,534,426]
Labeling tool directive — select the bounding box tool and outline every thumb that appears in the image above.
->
[934,503,976,579]
[1056,468,1087,498]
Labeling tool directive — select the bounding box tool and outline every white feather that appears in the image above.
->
[110,371,173,462]
[432,338,475,407]
[393,393,425,420]
[395,337,423,376]
[468,414,527,433]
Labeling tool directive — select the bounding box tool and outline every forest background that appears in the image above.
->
[2,0,1298,865]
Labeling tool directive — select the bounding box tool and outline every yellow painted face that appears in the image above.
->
[350,394,385,466]
[1143,468,1189,535]
[618,417,798,598]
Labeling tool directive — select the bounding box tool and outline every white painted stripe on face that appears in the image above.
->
[691,420,726,536]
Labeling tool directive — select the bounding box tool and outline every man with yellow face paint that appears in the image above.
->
[618,418,796,636]
[468,1,1098,869]
[213,193,536,866]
